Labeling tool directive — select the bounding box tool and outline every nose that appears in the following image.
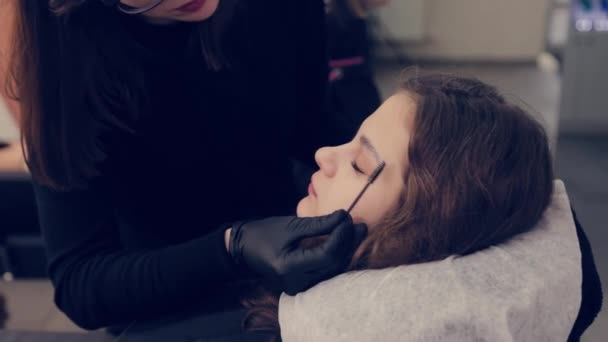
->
[315,146,337,178]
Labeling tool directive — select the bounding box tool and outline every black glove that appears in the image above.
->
[229,210,367,295]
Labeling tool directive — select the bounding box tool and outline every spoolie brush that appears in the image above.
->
[347,161,386,214]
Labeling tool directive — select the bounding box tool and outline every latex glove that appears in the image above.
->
[229,210,367,295]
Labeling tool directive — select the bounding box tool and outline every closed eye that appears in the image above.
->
[351,161,365,174]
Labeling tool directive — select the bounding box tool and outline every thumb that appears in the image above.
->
[314,219,356,263]
[292,210,351,240]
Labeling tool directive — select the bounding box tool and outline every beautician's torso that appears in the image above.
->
[33,0,334,327]
[43,1,329,246]
[105,11,295,246]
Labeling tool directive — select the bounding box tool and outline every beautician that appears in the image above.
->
[5,0,366,330]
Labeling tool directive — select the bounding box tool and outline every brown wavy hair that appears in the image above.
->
[242,71,555,341]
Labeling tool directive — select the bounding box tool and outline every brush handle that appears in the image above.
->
[347,183,370,213]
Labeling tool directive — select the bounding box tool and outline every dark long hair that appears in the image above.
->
[6,0,236,190]
[243,71,555,340]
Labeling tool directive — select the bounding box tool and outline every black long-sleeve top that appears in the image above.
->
[33,0,339,330]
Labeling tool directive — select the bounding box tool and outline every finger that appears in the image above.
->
[308,220,355,270]
[292,210,352,240]
[294,223,357,291]
[283,249,338,296]
[282,223,355,294]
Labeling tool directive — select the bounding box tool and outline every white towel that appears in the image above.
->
[279,180,582,342]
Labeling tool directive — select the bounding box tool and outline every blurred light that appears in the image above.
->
[595,19,608,31]
[2,272,14,282]
[576,18,594,31]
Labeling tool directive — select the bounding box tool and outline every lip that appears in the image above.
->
[175,0,207,13]
[308,181,318,197]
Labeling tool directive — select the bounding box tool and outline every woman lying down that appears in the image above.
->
[241,72,582,341]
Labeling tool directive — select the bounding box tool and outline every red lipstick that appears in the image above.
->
[308,182,317,197]
[176,0,207,13]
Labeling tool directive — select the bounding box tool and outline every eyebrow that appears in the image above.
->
[359,135,382,164]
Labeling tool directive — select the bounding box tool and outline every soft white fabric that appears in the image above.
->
[279,180,582,342]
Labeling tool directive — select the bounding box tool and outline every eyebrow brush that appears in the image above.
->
[347,161,386,214]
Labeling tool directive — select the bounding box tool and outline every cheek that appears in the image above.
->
[297,178,361,218]
[317,179,362,216]
[349,184,401,226]
[349,199,381,226]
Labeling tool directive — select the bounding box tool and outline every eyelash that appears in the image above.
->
[351,161,364,174]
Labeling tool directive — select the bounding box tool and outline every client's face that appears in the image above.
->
[297,93,415,227]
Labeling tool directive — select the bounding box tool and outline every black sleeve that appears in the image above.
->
[34,179,239,330]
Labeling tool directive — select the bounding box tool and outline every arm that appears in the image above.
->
[34,179,239,330]
[37,178,362,330]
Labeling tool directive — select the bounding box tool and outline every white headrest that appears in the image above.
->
[279,180,582,342]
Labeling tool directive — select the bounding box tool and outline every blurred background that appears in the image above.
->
[0,0,606,340]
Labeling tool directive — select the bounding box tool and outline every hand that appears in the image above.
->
[228,210,367,295]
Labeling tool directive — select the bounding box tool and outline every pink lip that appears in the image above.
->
[176,0,207,13]
[308,182,317,197]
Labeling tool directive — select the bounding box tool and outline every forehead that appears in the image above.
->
[359,92,415,171]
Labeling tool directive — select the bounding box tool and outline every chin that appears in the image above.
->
[178,0,220,22]
[296,197,316,218]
